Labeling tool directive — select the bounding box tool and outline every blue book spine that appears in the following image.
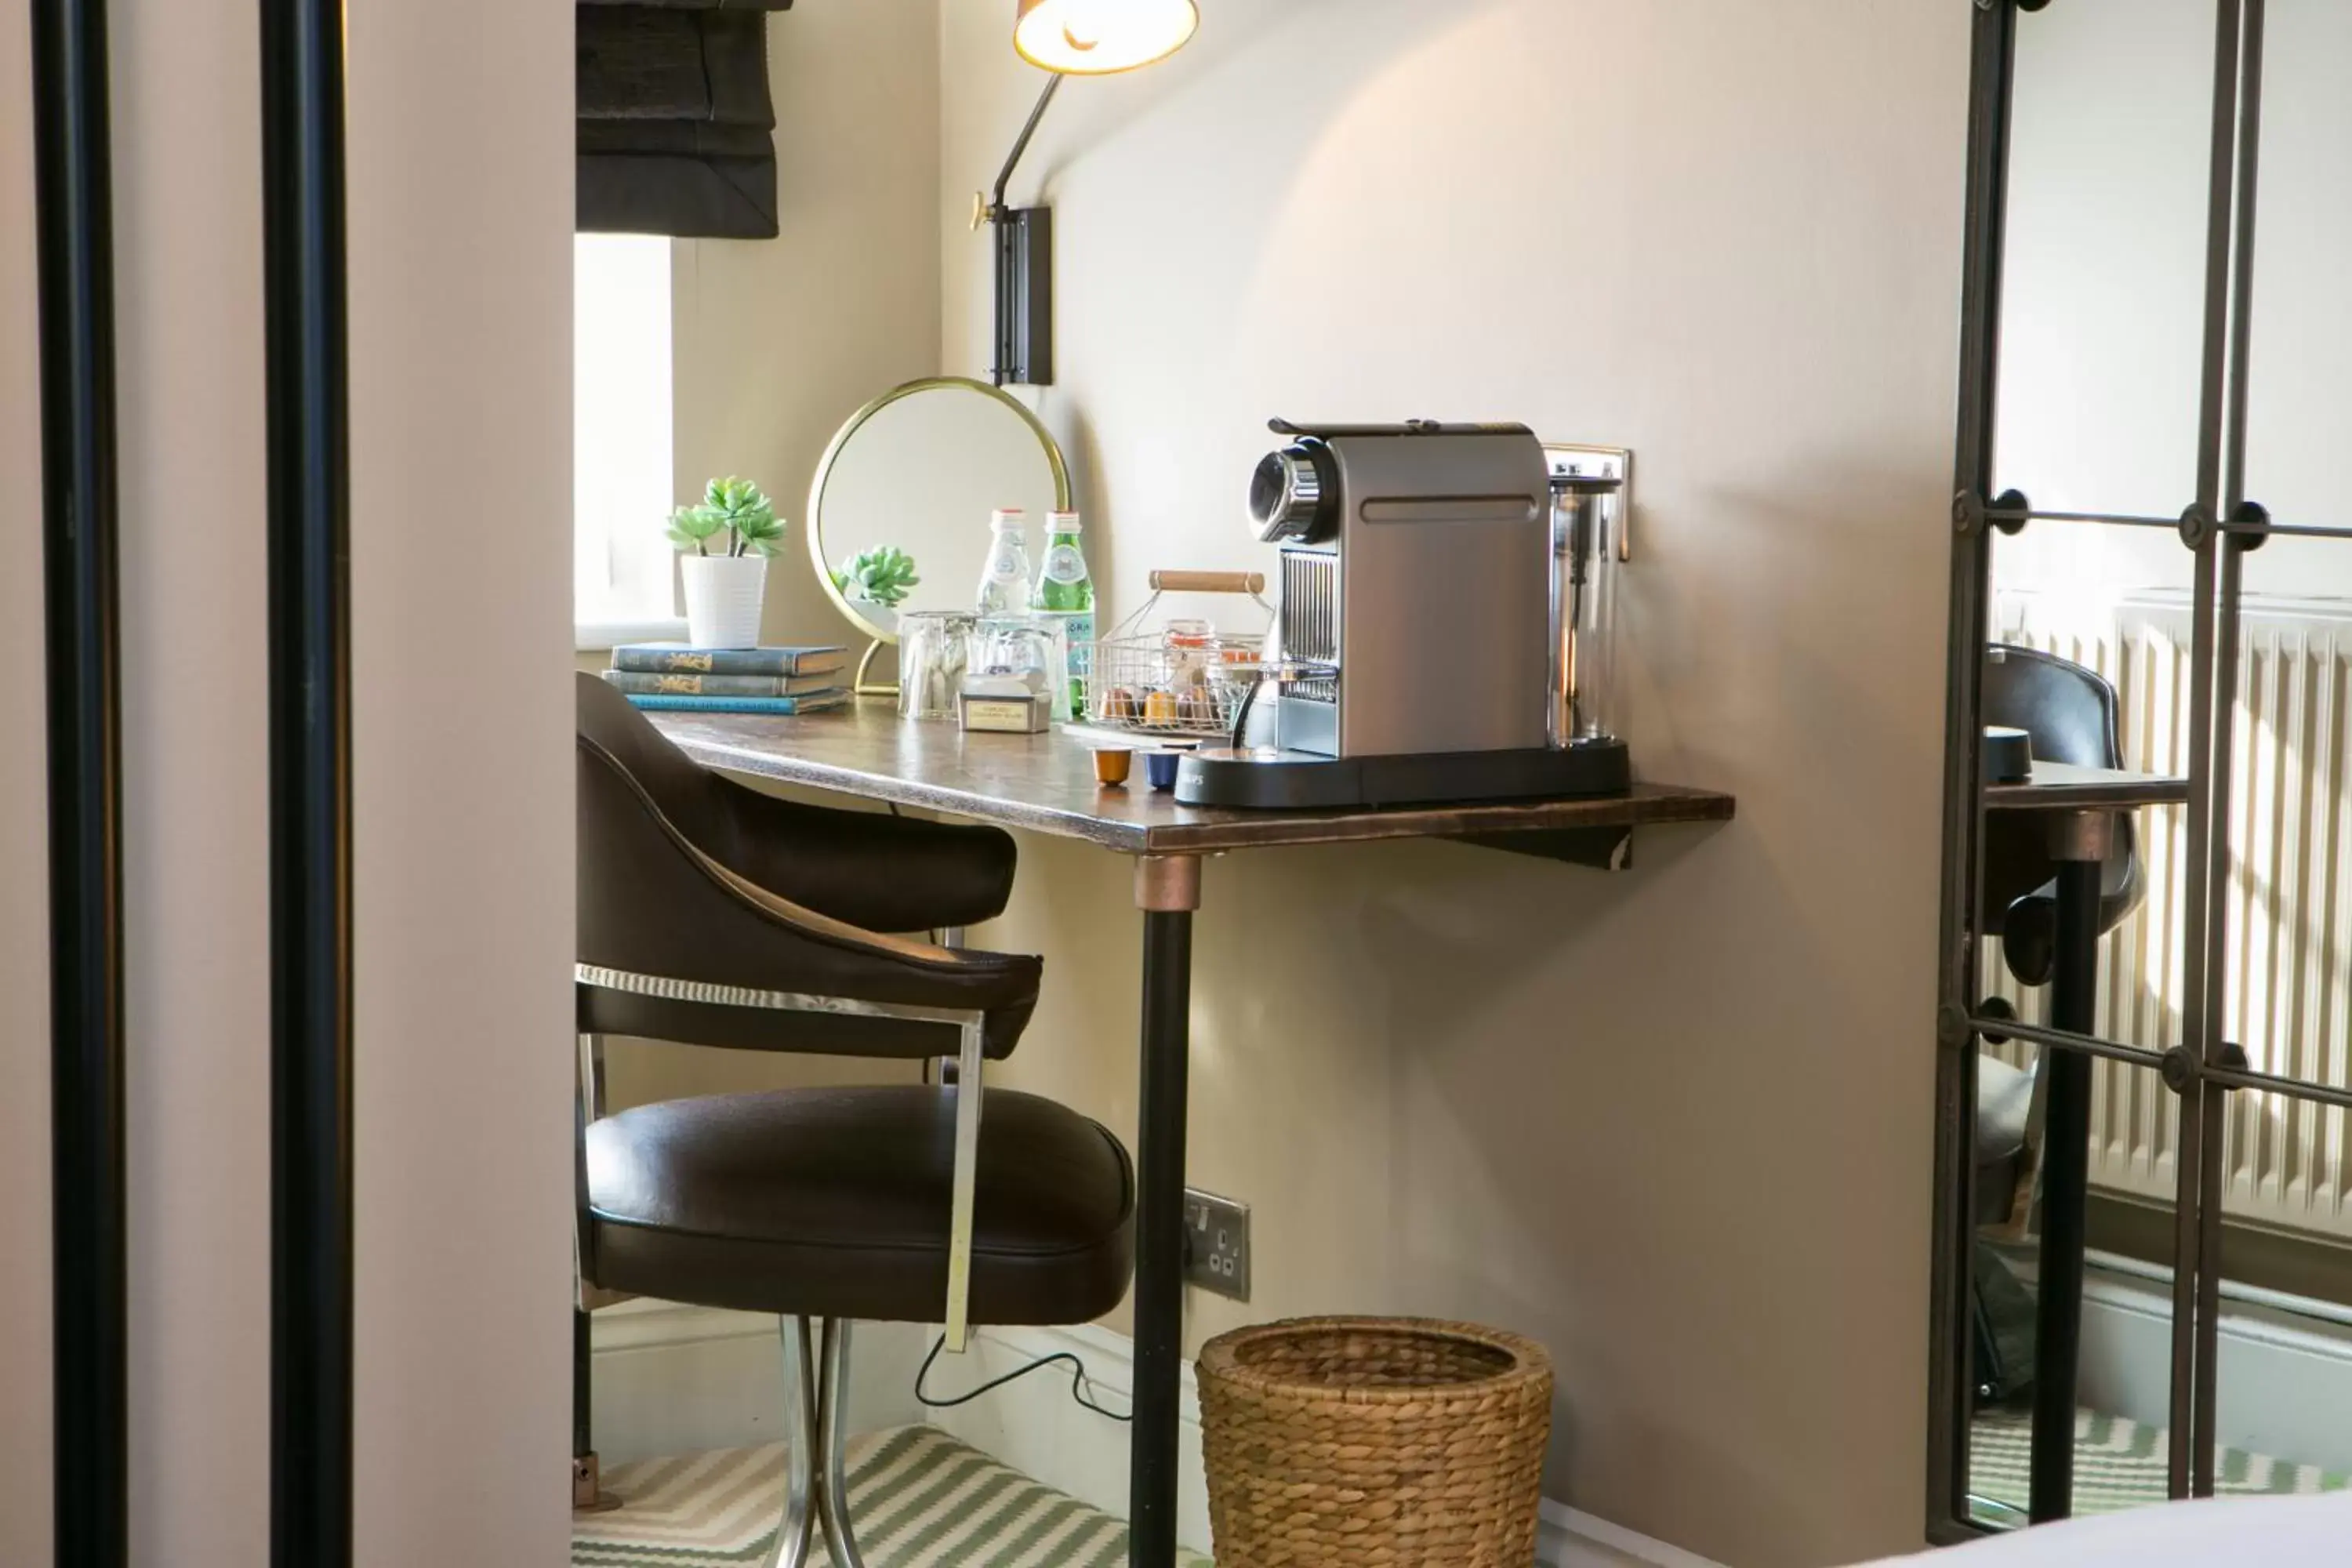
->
[612,643,847,677]
[622,691,851,717]
[601,670,830,698]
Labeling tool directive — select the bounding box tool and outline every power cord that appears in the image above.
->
[913,1334,1133,1424]
[889,804,1123,1425]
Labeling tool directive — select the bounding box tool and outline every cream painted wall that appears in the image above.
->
[3,0,575,1562]
[936,4,1966,1564]
[612,0,945,1111]
[0,12,53,1562]
[346,0,575,1562]
[111,4,271,1556]
[673,0,942,658]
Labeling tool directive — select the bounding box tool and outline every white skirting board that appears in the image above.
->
[2074,1264,2352,1476]
[587,1299,926,1465]
[920,1323,1726,1568]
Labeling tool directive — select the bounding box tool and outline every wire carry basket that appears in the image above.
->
[1081,571,1281,741]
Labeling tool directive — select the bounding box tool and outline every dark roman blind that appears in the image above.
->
[578,0,793,240]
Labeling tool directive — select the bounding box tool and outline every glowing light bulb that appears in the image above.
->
[1013,0,1198,75]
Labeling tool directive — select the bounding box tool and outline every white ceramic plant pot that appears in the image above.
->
[681,554,768,648]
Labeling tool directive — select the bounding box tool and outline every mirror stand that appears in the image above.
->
[851,640,895,701]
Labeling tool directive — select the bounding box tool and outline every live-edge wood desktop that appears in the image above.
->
[652,702,1736,1568]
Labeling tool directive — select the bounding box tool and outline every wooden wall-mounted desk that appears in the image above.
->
[652,704,1735,1568]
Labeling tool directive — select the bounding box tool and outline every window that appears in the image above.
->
[575,234,681,645]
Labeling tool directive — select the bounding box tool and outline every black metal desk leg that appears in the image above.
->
[1131,855,1201,1568]
[2029,813,2110,1524]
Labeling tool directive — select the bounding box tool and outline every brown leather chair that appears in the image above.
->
[573,673,1135,1568]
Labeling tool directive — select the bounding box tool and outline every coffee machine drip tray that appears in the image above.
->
[1174,742,1632,811]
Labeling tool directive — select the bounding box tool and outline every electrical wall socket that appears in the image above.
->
[1182,1188,1251,1302]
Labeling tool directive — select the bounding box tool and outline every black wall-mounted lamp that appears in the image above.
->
[977,0,1200,387]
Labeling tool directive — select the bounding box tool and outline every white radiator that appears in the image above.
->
[1987,593,2352,1242]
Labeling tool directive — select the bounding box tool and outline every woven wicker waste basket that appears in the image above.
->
[1197,1316,1554,1567]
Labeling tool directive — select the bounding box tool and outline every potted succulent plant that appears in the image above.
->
[670,477,785,648]
[833,546,921,631]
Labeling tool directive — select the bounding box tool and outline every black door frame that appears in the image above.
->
[32,0,129,1561]
[260,0,358,1563]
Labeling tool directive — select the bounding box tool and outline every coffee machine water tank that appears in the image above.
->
[1549,463,1626,750]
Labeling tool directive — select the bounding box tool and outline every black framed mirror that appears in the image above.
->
[33,0,129,1560]
[1932,0,2352,1541]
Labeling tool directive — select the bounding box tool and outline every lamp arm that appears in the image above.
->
[989,75,1065,219]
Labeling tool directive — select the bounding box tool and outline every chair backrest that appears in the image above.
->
[1984,644,2121,771]
[576,666,748,861]
[1979,644,2140,943]
[575,673,1038,1060]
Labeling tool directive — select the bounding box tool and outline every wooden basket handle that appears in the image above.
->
[1150,570,1267,596]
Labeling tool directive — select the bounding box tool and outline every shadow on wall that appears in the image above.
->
[1350,831,1860,1549]
[989,803,1891,1560]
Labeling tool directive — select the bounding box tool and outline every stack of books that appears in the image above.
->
[601,644,852,715]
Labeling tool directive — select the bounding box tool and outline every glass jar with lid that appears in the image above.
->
[1162,618,1221,691]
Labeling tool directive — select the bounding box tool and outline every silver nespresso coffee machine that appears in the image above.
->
[1177,419,1632,808]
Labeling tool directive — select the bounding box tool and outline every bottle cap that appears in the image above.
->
[1047,510,1082,532]
[991,507,1027,529]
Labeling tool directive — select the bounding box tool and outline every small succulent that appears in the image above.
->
[665,503,726,554]
[668,476,784,557]
[835,545,922,609]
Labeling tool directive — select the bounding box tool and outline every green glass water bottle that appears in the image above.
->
[1031,509,1094,721]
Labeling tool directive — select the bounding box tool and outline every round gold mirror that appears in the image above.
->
[808,377,1072,695]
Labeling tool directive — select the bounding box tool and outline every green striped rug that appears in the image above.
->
[572,1425,1214,1568]
[1969,1406,2350,1522]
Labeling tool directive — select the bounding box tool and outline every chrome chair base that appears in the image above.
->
[765,1317,869,1568]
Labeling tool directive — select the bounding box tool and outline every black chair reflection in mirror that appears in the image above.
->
[1970,645,2145,1406]
[572,673,1137,1568]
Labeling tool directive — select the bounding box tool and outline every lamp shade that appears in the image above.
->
[1014,0,1199,74]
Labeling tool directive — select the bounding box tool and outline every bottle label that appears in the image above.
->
[1034,610,1094,663]
[1034,609,1094,720]
[1042,544,1088,586]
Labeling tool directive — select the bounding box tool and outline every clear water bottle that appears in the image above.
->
[975,508,1033,618]
[1030,510,1094,721]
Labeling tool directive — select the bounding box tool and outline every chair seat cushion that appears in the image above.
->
[1976,1054,2033,1165]
[584,1085,1134,1327]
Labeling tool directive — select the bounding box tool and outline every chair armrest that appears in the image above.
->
[579,734,1040,1058]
